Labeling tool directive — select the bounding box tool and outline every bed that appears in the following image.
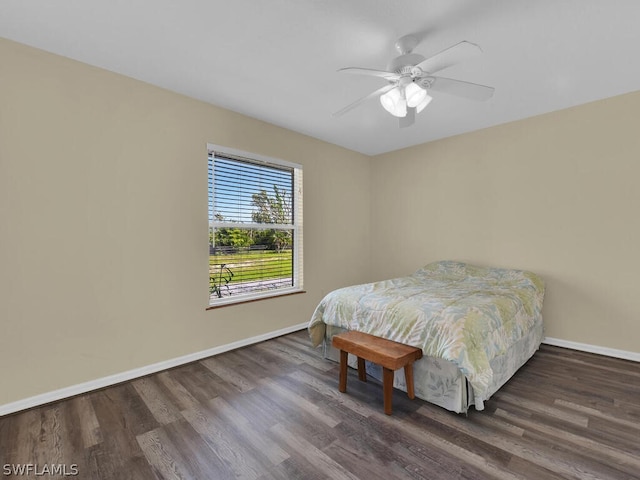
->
[308,260,545,413]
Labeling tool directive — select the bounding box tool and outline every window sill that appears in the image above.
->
[206,289,306,310]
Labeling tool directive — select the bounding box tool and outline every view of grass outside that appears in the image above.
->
[209,247,293,298]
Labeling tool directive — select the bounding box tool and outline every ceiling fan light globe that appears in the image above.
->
[379,92,395,114]
[380,87,405,116]
[392,98,407,117]
[405,82,427,108]
[416,93,433,113]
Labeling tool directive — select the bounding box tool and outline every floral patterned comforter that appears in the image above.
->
[308,261,545,409]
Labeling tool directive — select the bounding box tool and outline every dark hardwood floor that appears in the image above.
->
[1,330,639,479]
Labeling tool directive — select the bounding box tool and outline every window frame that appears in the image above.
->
[207,144,304,307]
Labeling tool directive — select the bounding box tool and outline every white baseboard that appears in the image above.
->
[0,323,308,417]
[543,337,640,362]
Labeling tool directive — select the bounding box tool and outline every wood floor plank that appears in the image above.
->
[418,403,630,480]
[181,404,264,479]
[586,415,640,452]
[288,368,373,417]
[201,355,256,393]
[72,395,103,448]
[390,441,493,480]
[505,455,569,480]
[219,386,289,434]
[1,331,638,480]
[493,407,640,474]
[155,371,202,413]
[257,376,341,429]
[137,419,229,480]
[256,337,334,372]
[325,440,415,480]
[554,398,640,429]
[136,428,188,480]
[88,385,160,480]
[0,412,18,465]
[168,362,233,403]
[9,407,41,465]
[492,391,590,427]
[328,412,411,469]
[269,422,360,480]
[372,408,522,480]
[132,377,182,425]
[519,428,635,480]
[234,346,290,378]
[207,396,290,466]
[258,452,327,480]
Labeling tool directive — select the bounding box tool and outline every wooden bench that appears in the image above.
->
[332,331,423,415]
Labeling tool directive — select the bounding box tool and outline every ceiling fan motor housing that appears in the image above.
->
[387,53,426,75]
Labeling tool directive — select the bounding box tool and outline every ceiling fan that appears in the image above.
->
[333,34,495,128]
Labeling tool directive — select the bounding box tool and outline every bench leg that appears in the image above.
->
[339,350,348,393]
[404,363,415,399]
[382,367,394,415]
[357,357,367,382]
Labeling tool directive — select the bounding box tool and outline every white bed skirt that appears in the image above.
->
[321,322,543,413]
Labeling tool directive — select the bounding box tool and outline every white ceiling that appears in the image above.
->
[2,1,640,156]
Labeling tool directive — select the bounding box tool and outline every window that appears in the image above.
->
[207,145,303,306]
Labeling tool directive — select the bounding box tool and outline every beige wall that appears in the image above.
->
[371,91,640,353]
[0,38,372,406]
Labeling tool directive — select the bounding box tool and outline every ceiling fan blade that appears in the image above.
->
[332,84,395,117]
[413,41,482,75]
[338,67,401,81]
[399,107,415,128]
[428,76,494,101]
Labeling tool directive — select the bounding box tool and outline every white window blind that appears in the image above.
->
[208,146,303,305]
